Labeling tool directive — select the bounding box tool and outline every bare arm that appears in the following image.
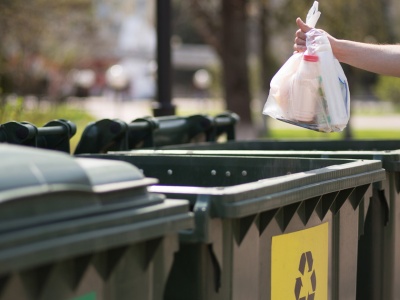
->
[294,18,400,77]
[332,39,400,77]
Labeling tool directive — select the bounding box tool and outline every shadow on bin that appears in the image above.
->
[0,145,193,300]
[154,139,400,300]
[0,119,76,153]
[80,152,385,300]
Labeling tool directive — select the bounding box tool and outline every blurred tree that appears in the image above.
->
[258,0,279,136]
[0,0,104,101]
[374,76,400,108]
[171,0,204,44]
[185,0,280,137]
[188,0,254,135]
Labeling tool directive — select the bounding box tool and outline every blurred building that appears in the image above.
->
[92,0,218,100]
[93,0,156,99]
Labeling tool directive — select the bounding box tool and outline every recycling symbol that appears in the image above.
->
[295,251,316,300]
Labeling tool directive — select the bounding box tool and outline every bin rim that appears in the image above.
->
[119,149,400,172]
[114,148,400,157]
[93,177,158,193]
[146,159,385,218]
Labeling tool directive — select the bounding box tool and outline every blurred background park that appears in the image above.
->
[2,0,400,151]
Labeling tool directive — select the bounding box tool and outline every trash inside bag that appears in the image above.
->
[263,1,350,133]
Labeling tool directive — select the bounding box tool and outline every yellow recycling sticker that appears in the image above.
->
[271,222,329,300]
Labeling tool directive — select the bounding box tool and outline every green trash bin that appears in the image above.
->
[149,138,400,300]
[0,145,193,300]
[82,152,385,300]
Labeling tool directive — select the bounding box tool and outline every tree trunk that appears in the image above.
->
[221,0,252,125]
[259,0,273,137]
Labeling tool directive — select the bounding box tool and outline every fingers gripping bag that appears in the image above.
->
[263,1,350,132]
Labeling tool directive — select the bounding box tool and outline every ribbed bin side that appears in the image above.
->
[80,153,385,300]
[131,142,400,300]
[132,145,400,300]
[0,145,194,300]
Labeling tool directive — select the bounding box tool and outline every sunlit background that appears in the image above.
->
[2,0,400,151]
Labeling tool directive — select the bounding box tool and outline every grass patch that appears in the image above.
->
[268,129,400,140]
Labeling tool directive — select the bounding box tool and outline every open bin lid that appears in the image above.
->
[0,145,193,273]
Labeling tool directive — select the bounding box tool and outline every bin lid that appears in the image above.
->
[0,145,97,232]
[0,146,193,273]
[0,146,161,230]
[0,144,92,195]
[75,157,162,208]
[75,157,156,188]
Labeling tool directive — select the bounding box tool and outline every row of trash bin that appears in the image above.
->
[0,112,240,154]
[1,113,400,299]
[3,138,399,300]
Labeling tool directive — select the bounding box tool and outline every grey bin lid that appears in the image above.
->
[0,144,92,196]
[75,157,145,185]
[75,157,161,207]
[0,145,96,232]
[0,145,161,232]
[0,145,193,274]
[75,157,158,191]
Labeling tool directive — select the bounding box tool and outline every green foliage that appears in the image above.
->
[268,129,343,140]
[268,129,400,140]
[278,0,393,43]
[0,0,98,98]
[0,100,93,125]
[373,75,400,108]
[0,97,24,123]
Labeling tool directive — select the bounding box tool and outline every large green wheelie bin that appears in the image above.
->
[82,151,385,300]
[153,138,400,300]
[0,145,193,300]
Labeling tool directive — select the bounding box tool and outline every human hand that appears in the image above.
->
[294,17,337,55]
[294,18,311,53]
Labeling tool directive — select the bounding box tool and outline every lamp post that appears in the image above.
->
[153,0,176,116]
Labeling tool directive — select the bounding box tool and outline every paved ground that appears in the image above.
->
[75,97,400,134]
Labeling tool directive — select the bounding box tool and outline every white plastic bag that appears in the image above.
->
[263,1,350,132]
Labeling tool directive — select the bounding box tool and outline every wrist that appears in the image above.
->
[328,36,343,61]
